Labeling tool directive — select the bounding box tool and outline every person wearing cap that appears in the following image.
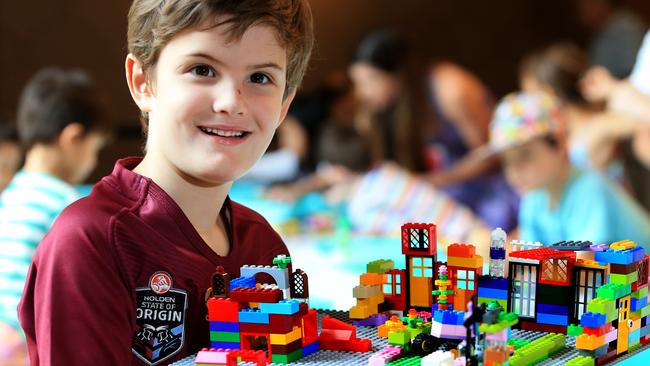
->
[489,91,650,248]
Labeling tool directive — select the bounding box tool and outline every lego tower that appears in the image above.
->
[489,228,507,278]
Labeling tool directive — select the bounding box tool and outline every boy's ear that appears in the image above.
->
[277,90,297,127]
[57,122,85,149]
[125,53,154,113]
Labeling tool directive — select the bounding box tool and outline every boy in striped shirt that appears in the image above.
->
[0,68,107,364]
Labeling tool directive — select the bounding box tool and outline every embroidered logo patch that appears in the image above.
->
[132,271,187,365]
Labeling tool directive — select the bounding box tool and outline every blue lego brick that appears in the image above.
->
[433,310,465,325]
[477,275,509,290]
[595,247,644,265]
[549,240,592,251]
[230,276,256,289]
[302,341,318,356]
[632,297,649,311]
[641,324,650,337]
[537,313,568,326]
[210,341,240,349]
[629,329,641,344]
[477,287,508,300]
[210,321,240,332]
[259,299,300,315]
[238,308,270,324]
[538,304,569,316]
[490,247,506,259]
[580,312,606,328]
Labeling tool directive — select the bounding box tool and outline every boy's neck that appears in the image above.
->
[546,161,572,209]
[133,155,232,235]
[22,144,71,183]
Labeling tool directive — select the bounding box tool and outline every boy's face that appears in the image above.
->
[501,138,566,194]
[136,22,294,185]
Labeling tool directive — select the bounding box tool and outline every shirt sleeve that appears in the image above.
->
[18,207,134,365]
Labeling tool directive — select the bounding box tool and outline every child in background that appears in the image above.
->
[18,1,313,364]
[0,68,107,365]
[0,120,22,193]
[489,91,650,247]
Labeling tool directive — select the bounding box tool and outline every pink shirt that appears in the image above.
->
[18,157,289,365]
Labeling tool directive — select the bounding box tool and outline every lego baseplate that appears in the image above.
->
[170,309,650,365]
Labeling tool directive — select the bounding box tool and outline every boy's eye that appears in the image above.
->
[190,65,215,77]
[250,72,271,84]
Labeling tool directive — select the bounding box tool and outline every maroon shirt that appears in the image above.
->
[18,157,290,365]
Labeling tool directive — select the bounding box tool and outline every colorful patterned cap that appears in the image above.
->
[488,91,566,153]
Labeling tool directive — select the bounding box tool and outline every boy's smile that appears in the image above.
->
[131,20,294,186]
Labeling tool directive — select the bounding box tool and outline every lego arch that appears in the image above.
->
[240,265,290,289]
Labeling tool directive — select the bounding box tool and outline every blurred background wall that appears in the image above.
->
[1,0,650,181]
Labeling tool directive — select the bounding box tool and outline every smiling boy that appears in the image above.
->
[18,1,313,365]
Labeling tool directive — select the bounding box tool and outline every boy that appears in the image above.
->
[18,1,314,365]
[0,68,106,365]
[0,119,22,193]
[489,91,650,247]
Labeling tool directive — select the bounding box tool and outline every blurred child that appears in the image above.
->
[489,91,650,247]
[0,68,106,365]
[0,120,22,193]
[18,1,313,364]
[426,62,519,231]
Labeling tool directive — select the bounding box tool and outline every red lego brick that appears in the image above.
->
[208,297,240,322]
[301,309,318,346]
[583,323,613,337]
[520,320,567,334]
[271,338,302,354]
[510,247,572,261]
[321,316,356,339]
[239,332,272,362]
[229,287,283,304]
[298,301,309,316]
[269,313,301,334]
[239,322,271,334]
[318,337,372,352]
[595,348,617,366]
[641,334,650,345]
[226,349,266,366]
[447,243,475,258]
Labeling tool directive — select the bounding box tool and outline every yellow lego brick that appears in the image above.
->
[378,318,407,338]
[447,255,483,269]
[360,272,384,286]
[434,279,452,287]
[270,326,301,345]
[349,305,374,319]
[575,259,607,270]
[576,334,606,351]
[610,240,636,250]
[357,293,384,307]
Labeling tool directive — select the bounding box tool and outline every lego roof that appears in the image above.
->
[509,247,576,261]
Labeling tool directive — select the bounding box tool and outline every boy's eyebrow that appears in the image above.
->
[185,53,284,72]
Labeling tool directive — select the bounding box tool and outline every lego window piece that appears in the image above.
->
[637,257,649,287]
[290,269,308,299]
[574,268,604,321]
[541,257,569,284]
[383,274,393,294]
[510,263,537,318]
[408,227,429,250]
[410,257,433,278]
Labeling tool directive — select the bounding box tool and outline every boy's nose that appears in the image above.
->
[212,82,246,116]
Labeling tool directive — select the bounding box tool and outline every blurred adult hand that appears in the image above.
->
[580,66,618,103]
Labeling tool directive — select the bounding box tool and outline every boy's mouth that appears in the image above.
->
[198,126,250,139]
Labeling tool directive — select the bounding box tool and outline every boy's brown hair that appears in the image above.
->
[127,0,314,129]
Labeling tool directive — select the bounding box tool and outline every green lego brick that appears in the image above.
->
[509,333,566,366]
[596,283,631,300]
[568,324,584,336]
[565,355,595,366]
[478,297,508,310]
[388,329,411,346]
[587,298,616,316]
[629,342,642,353]
[631,286,649,299]
[271,349,302,364]
[609,272,638,286]
[508,338,531,349]
[387,356,422,365]
[479,312,518,333]
[407,326,423,339]
[631,303,650,318]
[605,309,618,323]
[367,259,394,274]
[210,331,240,343]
